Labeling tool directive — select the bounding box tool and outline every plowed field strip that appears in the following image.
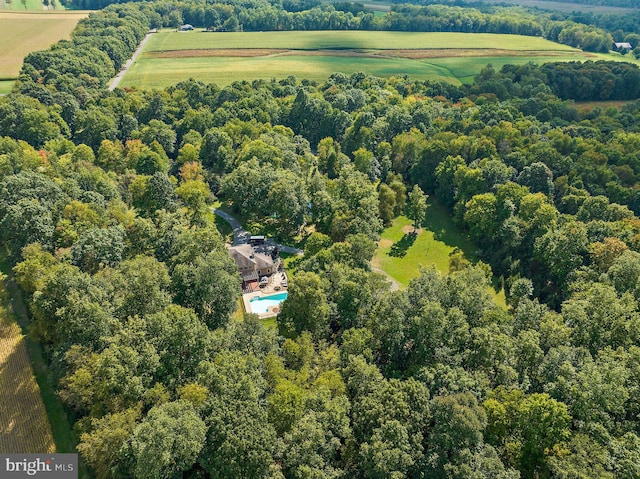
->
[0,276,55,453]
[146,47,590,60]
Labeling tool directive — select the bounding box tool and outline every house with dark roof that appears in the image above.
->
[228,243,275,283]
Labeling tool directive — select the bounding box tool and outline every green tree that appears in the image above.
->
[126,400,206,479]
[425,393,489,477]
[71,226,126,274]
[484,388,571,478]
[407,184,428,232]
[464,193,498,242]
[278,272,331,339]
[0,199,55,261]
[171,250,240,330]
[78,407,141,479]
[378,183,397,226]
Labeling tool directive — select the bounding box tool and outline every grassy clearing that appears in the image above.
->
[0,11,88,78]
[122,30,610,89]
[0,268,55,453]
[373,202,506,306]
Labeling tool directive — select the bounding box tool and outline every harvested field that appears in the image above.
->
[0,274,55,453]
[148,47,599,60]
[0,11,89,79]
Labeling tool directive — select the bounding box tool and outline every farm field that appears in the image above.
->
[120,30,603,89]
[373,203,506,306]
[0,11,88,82]
[0,272,55,453]
[0,0,64,10]
[478,0,635,13]
[0,80,13,95]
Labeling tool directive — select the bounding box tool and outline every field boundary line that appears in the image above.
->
[109,31,153,91]
[0,257,90,477]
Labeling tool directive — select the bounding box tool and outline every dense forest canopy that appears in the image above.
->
[3,1,640,478]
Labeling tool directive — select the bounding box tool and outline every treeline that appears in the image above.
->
[58,0,618,53]
[472,60,640,101]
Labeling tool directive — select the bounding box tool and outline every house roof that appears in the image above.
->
[241,270,259,282]
[228,244,274,271]
[615,42,633,49]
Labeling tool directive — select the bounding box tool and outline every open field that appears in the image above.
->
[573,100,633,113]
[144,30,581,52]
[0,11,88,81]
[373,203,506,306]
[0,0,64,11]
[0,272,55,453]
[0,80,13,95]
[120,30,603,89]
[478,0,635,13]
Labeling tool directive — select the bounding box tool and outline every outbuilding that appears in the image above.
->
[614,42,633,51]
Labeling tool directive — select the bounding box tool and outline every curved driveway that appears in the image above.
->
[213,208,303,255]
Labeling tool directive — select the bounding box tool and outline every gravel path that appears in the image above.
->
[109,31,154,91]
[371,266,401,291]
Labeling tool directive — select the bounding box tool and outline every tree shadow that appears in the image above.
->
[389,232,417,258]
[422,201,479,262]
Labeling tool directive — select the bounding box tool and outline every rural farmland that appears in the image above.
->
[118,30,602,89]
[0,273,55,453]
[0,11,89,94]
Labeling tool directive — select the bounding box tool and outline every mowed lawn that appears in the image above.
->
[120,30,598,89]
[0,11,88,80]
[373,202,506,306]
[0,274,55,453]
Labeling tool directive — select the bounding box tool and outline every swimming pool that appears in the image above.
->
[248,292,288,315]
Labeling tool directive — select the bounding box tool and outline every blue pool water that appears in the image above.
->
[249,292,288,314]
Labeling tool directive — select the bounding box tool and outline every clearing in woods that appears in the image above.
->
[372,202,507,307]
[0,271,55,453]
[0,11,89,91]
[119,30,608,89]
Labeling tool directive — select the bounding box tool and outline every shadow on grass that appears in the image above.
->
[422,201,478,261]
[389,232,417,258]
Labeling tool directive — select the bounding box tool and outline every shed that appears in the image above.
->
[614,42,633,51]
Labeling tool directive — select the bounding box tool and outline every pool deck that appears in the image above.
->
[242,271,288,319]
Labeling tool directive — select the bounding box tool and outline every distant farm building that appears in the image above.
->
[614,42,633,51]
